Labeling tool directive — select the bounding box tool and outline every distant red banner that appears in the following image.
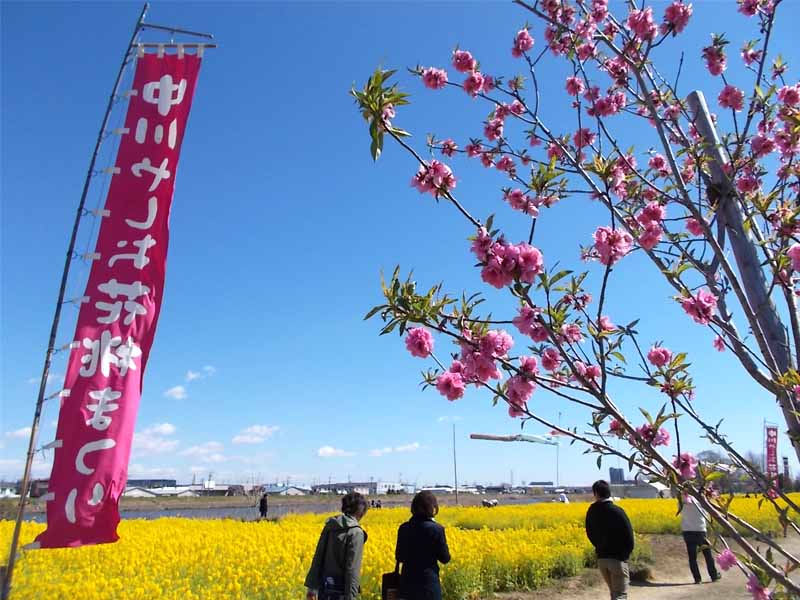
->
[36,53,202,548]
[766,425,779,480]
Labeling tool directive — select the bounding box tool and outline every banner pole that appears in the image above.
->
[1,4,149,598]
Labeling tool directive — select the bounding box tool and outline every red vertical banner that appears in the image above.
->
[766,425,779,481]
[35,53,202,548]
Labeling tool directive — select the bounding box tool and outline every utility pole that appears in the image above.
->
[452,423,459,504]
[556,412,562,487]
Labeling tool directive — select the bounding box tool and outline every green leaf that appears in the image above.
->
[364,305,385,320]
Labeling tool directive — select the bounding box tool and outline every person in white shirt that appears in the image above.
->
[680,494,720,584]
[558,492,569,504]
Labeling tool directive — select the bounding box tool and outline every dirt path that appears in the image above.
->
[493,534,800,600]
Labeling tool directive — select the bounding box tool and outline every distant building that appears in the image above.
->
[0,481,19,498]
[609,467,625,484]
[527,481,554,487]
[311,482,407,496]
[123,486,198,498]
[127,478,177,489]
[262,484,310,496]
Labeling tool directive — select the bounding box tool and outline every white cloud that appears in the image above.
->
[369,447,393,457]
[0,456,51,478]
[318,445,355,458]
[202,365,217,376]
[145,423,176,436]
[128,464,177,477]
[185,370,201,382]
[5,427,32,439]
[203,453,227,464]
[164,385,188,400]
[27,373,60,386]
[232,425,278,445]
[132,423,179,456]
[183,365,216,384]
[180,442,224,457]
[369,442,420,457]
[395,442,420,453]
[437,416,463,423]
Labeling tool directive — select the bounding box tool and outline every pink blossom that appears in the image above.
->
[405,327,434,358]
[751,134,776,158]
[512,305,538,336]
[422,67,448,90]
[411,160,456,197]
[736,174,760,194]
[599,316,616,331]
[482,74,496,92]
[517,243,545,282]
[496,156,516,173]
[480,152,495,168]
[713,336,725,352]
[638,222,663,250]
[717,549,737,571]
[463,72,485,97]
[681,289,718,325]
[504,189,539,217]
[787,244,800,271]
[741,45,763,66]
[609,419,625,437]
[661,1,693,35]
[484,118,504,141]
[547,142,564,161]
[512,28,535,57]
[647,345,673,367]
[507,375,535,407]
[440,139,458,157]
[573,127,596,148]
[542,347,562,371]
[382,104,396,123]
[519,355,539,374]
[577,43,596,61]
[686,218,705,236]
[593,226,634,265]
[648,154,668,176]
[746,574,771,600]
[738,0,760,16]
[584,364,602,380]
[636,423,671,446]
[778,85,800,106]
[702,45,727,76]
[673,452,698,479]
[718,85,745,111]
[561,323,583,343]
[465,142,483,158]
[481,256,512,288]
[479,329,514,358]
[452,49,476,73]
[436,370,465,401]
[627,8,657,42]
[509,100,525,116]
[470,227,493,262]
[637,202,666,226]
[530,323,550,343]
[565,76,585,96]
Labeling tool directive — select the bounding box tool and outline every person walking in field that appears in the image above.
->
[680,493,721,584]
[305,491,368,600]
[258,492,268,519]
[585,480,634,600]
[394,490,451,600]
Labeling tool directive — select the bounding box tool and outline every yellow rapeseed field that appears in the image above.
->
[0,495,794,599]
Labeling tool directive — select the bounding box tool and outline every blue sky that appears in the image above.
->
[2,1,799,488]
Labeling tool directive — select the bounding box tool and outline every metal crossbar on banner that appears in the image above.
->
[1,4,214,598]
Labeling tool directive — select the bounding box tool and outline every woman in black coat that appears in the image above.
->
[395,491,451,600]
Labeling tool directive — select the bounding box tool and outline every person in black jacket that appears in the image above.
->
[395,491,451,600]
[258,493,269,519]
[585,480,634,600]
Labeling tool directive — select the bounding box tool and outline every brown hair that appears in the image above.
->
[410,490,439,519]
[341,491,368,518]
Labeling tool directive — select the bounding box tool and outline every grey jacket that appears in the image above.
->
[304,514,367,599]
